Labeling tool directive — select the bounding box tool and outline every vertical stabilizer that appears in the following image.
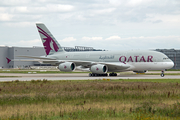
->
[36,23,64,56]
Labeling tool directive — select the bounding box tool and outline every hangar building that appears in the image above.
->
[0,46,103,68]
[0,46,45,68]
[155,49,180,69]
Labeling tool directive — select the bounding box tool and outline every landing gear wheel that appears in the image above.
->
[89,73,108,77]
[161,73,164,77]
[89,73,92,77]
[109,73,117,76]
[161,71,165,77]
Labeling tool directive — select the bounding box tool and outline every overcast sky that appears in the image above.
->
[0,0,180,50]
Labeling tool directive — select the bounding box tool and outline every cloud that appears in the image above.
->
[17,39,42,47]
[83,35,180,50]
[127,0,153,6]
[82,37,103,41]
[152,20,163,23]
[8,4,74,14]
[0,0,179,26]
[0,2,74,26]
[0,13,13,21]
[0,0,180,51]
[54,35,179,50]
[15,6,28,13]
[48,4,74,12]
[105,36,121,40]
[0,39,42,47]
[146,14,180,23]
[2,35,179,51]
[5,22,34,27]
[27,4,74,13]
[0,0,30,6]
[59,37,76,42]
[108,0,123,6]
[92,8,116,14]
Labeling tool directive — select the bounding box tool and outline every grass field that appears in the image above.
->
[0,76,19,78]
[0,79,180,120]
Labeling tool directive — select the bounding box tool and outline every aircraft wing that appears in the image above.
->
[66,60,130,71]
[13,56,130,71]
[101,62,130,71]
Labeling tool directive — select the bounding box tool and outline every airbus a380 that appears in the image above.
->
[12,23,174,77]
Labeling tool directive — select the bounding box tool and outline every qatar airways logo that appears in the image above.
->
[99,55,114,60]
[37,26,59,55]
[119,56,153,64]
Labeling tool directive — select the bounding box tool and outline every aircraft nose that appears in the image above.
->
[168,61,174,69]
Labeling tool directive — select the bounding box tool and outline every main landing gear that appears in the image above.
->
[109,72,117,76]
[89,73,108,77]
[89,73,117,77]
[161,70,164,77]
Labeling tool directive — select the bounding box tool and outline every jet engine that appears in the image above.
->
[58,62,76,72]
[90,64,108,74]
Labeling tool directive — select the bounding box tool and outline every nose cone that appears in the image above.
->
[167,61,174,69]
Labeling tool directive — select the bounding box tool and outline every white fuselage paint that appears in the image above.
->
[46,50,174,72]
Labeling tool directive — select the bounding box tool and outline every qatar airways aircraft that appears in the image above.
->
[12,23,174,77]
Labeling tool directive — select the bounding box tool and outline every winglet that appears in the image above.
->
[6,57,11,64]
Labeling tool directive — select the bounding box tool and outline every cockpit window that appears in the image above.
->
[163,58,169,60]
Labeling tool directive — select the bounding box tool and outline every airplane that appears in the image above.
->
[8,23,174,77]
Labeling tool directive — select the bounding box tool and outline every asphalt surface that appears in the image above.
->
[0,72,180,81]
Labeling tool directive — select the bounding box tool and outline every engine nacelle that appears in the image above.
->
[58,62,76,72]
[90,64,108,74]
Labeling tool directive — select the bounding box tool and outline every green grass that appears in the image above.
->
[0,76,20,78]
[167,69,180,71]
[0,79,180,119]
[145,73,180,75]
[116,79,180,83]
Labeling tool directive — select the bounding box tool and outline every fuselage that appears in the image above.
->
[46,50,174,72]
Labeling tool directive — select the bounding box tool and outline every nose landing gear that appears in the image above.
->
[161,70,164,77]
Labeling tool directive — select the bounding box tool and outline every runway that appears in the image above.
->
[0,73,180,81]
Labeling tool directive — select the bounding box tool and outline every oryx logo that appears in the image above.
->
[64,65,67,69]
[37,26,59,55]
[6,57,11,64]
[96,67,99,71]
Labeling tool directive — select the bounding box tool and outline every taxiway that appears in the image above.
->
[0,73,180,81]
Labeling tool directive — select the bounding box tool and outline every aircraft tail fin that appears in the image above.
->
[36,23,64,56]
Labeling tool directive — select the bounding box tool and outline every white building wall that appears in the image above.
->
[0,46,45,68]
[13,47,45,68]
[0,46,9,68]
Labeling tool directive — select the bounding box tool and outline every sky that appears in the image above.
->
[0,0,180,50]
